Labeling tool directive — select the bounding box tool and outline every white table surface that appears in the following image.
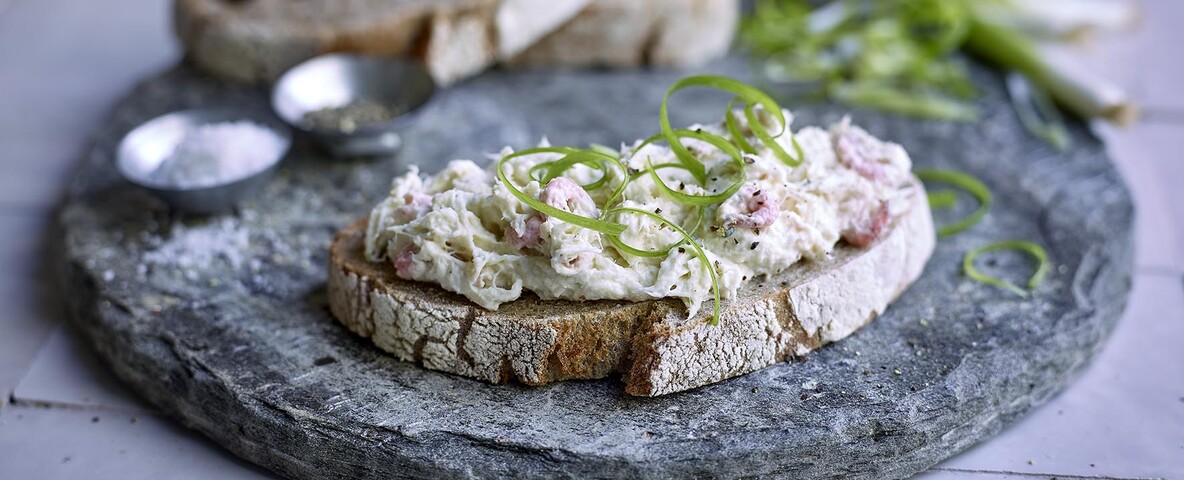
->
[1,1,1181,478]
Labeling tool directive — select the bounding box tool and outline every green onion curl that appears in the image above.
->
[963,240,1049,297]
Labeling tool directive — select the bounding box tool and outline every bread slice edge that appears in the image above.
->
[327,178,935,396]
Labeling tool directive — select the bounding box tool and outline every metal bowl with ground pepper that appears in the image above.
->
[272,54,435,157]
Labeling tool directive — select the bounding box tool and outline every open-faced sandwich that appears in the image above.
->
[328,76,935,396]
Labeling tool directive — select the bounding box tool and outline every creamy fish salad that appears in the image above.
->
[364,109,916,319]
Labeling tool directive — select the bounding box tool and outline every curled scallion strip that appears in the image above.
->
[606,234,684,259]
[660,75,790,182]
[633,128,748,206]
[635,128,745,162]
[518,146,633,210]
[498,148,627,235]
[914,168,992,236]
[725,99,757,154]
[647,156,745,206]
[528,150,612,191]
[607,207,721,324]
[927,190,958,209]
[743,103,804,167]
[685,205,708,238]
[518,147,576,185]
[602,161,688,208]
[963,240,1049,297]
[605,209,687,259]
[588,143,620,158]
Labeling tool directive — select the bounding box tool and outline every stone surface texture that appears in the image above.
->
[55,56,1133,479]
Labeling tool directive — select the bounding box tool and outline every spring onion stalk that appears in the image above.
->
[606,207,722,325]
[964,16,1137,126]
[913,168,993,236]
[963,240,1049,297]
[972,0,1139,43]
[830,82,979,122]
[741,0,980,122]
[1006,73,1072,151]
[742,0,1138,132]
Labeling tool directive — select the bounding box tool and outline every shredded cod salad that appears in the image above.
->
[364,76,917,322]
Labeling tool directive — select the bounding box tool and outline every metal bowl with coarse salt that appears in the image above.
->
[116,107,292,214]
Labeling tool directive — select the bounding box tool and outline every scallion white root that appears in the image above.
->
[973,0,1140,43]
[965,17,1138,126]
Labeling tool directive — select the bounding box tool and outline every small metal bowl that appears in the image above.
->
[116,107,292,214]
[271,53,435,158]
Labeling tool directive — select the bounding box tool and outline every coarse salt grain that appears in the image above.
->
[151,120,285,188]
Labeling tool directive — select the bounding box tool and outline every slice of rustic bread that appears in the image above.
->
[328,178,934,396]
[174,0,737,85]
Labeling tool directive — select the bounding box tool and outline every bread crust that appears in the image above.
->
[328,178,934,396]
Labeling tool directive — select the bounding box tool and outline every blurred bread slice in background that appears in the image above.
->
[511,0,737,68]
[174,0,738,85]
[175,0,579,84]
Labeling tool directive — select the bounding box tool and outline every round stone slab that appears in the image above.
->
[56,57,1132,479]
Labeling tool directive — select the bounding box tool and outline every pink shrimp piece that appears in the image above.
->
[393,245,418,279]
[539,177,598,218]
[835,130,888,182]
[507,214,543,249]
[726,185,780,229]
[392,193,433,223]
[842,201,889,248]
[505,177,595,249]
